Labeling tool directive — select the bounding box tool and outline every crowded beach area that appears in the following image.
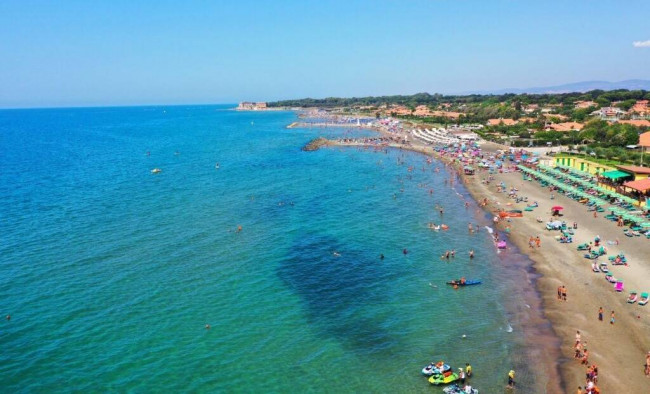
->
[302,112,650,393]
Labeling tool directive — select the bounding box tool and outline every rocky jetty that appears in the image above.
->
[301,137,330,151]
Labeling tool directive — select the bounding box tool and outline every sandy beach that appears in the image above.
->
[464,152,650,393]
[323,130,650,392]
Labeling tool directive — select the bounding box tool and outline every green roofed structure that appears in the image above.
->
[600,170,631,180]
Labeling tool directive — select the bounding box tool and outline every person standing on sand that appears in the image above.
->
[645,352,650,377]
[535,236,541,248]
[610,311,615,324]
[507,370,515,388]
[557,286,562,300]
[598,307,603,321]
[562,286,567,301]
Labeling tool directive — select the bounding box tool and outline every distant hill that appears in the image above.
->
[473,79,650,95]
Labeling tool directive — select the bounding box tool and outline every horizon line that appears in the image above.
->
[0,102,242,111]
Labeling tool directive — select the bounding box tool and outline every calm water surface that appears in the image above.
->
[0,106,552,392]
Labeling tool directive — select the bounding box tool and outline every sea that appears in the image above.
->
[0,105,559,392]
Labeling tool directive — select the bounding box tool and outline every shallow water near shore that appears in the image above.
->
[1,106,557,392]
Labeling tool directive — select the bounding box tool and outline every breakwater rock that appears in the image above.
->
[302,137,330,151]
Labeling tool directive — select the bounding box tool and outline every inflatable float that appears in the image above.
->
[497,241,507,249]
[422,362,451,376]
[429,371,459,385]
[444,384,479,394]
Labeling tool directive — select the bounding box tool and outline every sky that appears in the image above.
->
[1,0,649,108]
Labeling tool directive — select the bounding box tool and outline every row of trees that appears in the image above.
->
[269,89,650,110]
[482,120,642,147]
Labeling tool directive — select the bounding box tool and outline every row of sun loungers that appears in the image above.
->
[412,128,460,145]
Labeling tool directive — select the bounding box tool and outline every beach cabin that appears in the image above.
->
[553,156,613,175]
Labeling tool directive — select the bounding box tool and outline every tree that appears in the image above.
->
[603,149,616,160]
[617,99,637,111]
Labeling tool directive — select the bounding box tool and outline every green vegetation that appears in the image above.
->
[270,90,650,151]
[268,90,650,110]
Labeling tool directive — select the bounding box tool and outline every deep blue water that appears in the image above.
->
[0,105,549,392]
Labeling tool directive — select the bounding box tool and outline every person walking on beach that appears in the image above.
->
[557,286,562,300]
[645,351,650,377]
[507,369,515,388]
[535,236,541,248]
[575,330,581,345]
[529,236,535,249]
[610,310,615,325]
[562,285,567,301]
[598,307,603,321]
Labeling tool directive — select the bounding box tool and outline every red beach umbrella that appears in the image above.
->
[551,206,564,211]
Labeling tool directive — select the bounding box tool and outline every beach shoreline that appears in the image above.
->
[303,121,650,392]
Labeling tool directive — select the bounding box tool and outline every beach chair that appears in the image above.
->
[639,292,649,306]
[627,291,638,304]
[615,281,624,292]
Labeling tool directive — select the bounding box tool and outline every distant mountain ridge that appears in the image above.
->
[470,79,650,95]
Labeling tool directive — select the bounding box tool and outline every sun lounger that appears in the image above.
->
[627,291,638,303]
[615,281,624,292]
[576,243,589,251]
[639,292,649,306]
[599,262,609,273]
[606,273,617,283]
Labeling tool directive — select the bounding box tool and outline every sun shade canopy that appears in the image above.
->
[600,170,631,180]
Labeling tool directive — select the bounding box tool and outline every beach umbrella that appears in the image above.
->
[551,206,564,211]
[608,207,618,212]
[640,222,650,228]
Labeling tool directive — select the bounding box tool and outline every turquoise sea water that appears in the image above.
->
[0,106,555,392]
